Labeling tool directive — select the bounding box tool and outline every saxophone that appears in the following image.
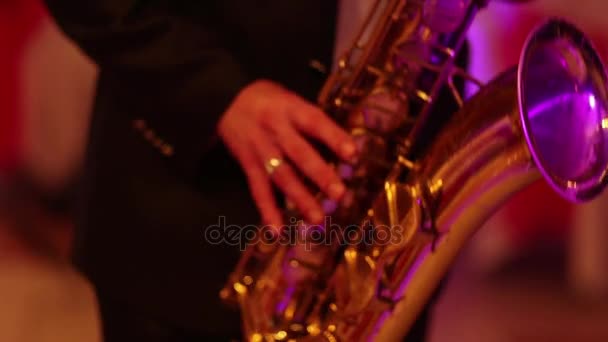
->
[220,0,608,340]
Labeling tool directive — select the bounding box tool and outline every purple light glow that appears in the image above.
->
[275,284,295,315]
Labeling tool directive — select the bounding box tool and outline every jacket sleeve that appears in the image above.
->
[43,0,251,180]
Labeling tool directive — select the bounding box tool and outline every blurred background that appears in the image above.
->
[0,0,606,341]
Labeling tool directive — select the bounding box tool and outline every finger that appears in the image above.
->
[271,121,346,200]
[245,162,284,233]
[225,134,283,230]
[288,99,357,161]
[250,129,325,224]
[272,162,325,224]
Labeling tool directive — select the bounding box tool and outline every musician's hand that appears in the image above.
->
[217,80,356,230]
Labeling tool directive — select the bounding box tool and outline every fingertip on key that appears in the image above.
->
[341,141,357,159]
[328,182,346,200]
[308,210,325,224]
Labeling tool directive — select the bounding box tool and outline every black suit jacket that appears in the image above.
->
[43,0,339,337]
[43,0,466,339]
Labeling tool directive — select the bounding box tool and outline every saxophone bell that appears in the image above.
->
[519,19,608,201]
[361,18,608,341]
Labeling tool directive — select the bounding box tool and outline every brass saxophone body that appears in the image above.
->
[221,1,608,341]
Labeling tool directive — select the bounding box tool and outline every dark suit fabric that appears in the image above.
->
[42,1,465,341]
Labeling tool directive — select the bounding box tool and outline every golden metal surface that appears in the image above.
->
[220,1,608,341]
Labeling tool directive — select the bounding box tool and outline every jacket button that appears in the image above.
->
[143,129,155,141]
[133,119,146,131]
[160,144,174,157]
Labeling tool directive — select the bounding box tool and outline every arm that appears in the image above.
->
[43,0,251,179]
[44,0,358,226]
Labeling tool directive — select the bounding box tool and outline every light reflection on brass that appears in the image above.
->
[219,2,608,341]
